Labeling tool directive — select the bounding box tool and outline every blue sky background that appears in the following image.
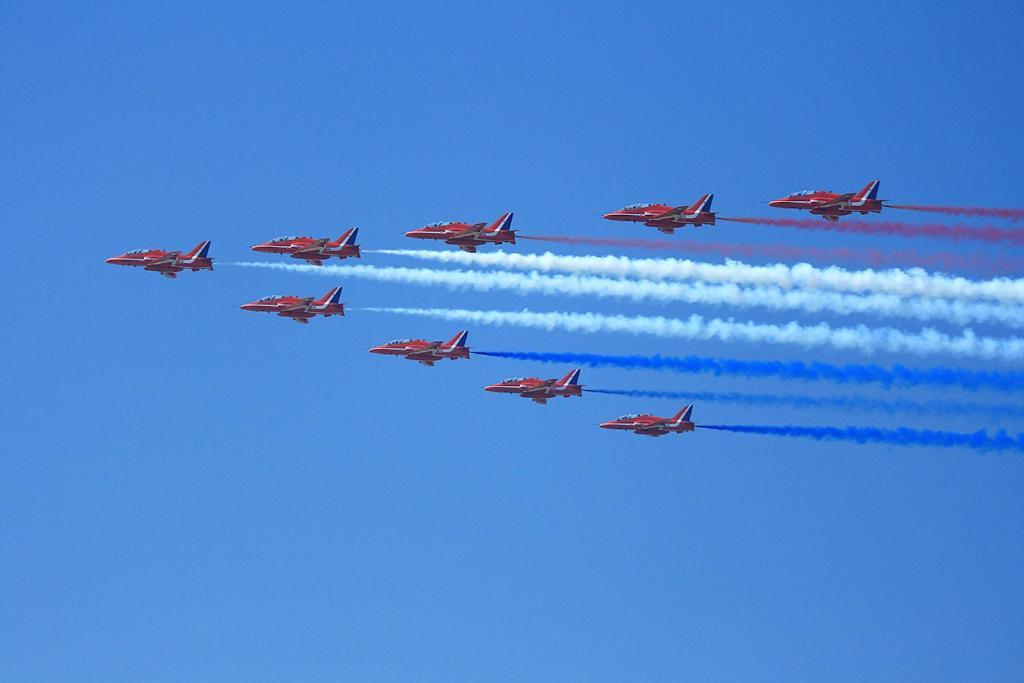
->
[3,2,1023,680]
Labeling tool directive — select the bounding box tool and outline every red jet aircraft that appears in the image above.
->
[603,194,715,233]
[240,286,344,324]
[599,405,694,437]
[484,368,582,404]
[768,180,882,221]
[250,228,360,265]
[105,241,213,278]
[368,330,469,366]
[404,212,516,252]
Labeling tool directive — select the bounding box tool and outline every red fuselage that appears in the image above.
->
[599,413,695,437]
[768,182,883,221]
[106,242,213,278]
[404,213,516,253]
[603,194,716,233]
[368,331,470,365]
[484,376,583,404]
[251,228,360,265]
[240,287,345,324]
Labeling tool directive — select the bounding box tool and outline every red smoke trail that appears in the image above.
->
[719,216,1024,246]
[888,204,1024,223]
[518,235,1024,276]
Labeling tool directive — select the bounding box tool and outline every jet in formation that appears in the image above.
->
[404,212,516,252]
[250,228,361,265]
[369,330,470,365]
[603,194,715,233]
[599,405,695,437]
[105,241,213,278]
[240,286,344,324]
[484,369,582,404]
[768,180,882,221]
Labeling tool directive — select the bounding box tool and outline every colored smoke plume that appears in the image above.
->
[697,424,1024,452]
[720,217,1024,246]
[356,306,1024,361]
[472,350,1024,393]
[888,204,1024,222]
[371,249,1024,305]
[516,235,1022,276]
[585,388,1024,419]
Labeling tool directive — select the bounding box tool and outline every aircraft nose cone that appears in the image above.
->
[105,257,117,264]
[240,303,258,311]
[368,346,386,354]
[598,422,614,429]
[404,230,421,238]
[484,385,500,392]
[251,244,270,252]
[768,199,783,207]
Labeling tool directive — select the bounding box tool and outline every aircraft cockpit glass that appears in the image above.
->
[624,203,655,209]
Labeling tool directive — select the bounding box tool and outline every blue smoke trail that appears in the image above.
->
[697,424,1024,452]
[472,350,1024,393]
[585,389,1024,419]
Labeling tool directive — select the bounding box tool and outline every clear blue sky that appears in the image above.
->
[3,2,1023,680]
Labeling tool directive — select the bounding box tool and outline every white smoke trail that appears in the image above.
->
[354,306,1024,362]
[369,249,1024,305]
[231,261,1024,328]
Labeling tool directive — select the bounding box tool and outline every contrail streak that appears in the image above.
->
[696,424,1024,453]
[518,235,1024,276]
[236,258,1024,328]
[369,249,1024,305]
[888,204,1024,223]
[472,350,1024,393]
[721,216,1024,246]
[585,388,1024,419]
[357,306,1024,361]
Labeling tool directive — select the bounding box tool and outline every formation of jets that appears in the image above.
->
[105,179,894,436]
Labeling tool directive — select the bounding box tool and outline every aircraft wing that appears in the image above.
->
[520,388,553,399]
[816,193,856,210]
[291,248,327,260]
[444,230,483,245]
[406,350,442,362]
[634,426,668,436]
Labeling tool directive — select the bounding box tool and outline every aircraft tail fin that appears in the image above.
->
[687,193,714,214]
[315,286,343,306]
[556,368,581,387]
[335,227,359,246]
[441,330,469,349]
[182,240,211,261]
[485,212,515,234]
[670,405,693,425]
[853,180,880,202]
